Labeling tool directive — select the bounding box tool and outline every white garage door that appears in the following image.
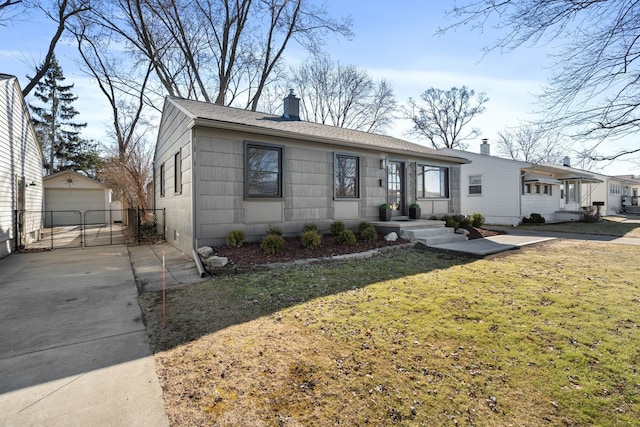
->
[45,189,104,213]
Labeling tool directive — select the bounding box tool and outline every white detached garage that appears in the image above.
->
[43,170,112,226]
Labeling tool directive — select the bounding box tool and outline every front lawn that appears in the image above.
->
[141,240,640,426]
[517,216,640,238]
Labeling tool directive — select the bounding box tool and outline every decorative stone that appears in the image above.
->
[206,256,228,268]
[384,232,398,241]
[455,228,470,236]
[197,246,213,258]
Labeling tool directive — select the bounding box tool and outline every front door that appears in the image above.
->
[387,161,404,217]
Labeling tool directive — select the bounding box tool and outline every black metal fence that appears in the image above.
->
[14,208,165,251]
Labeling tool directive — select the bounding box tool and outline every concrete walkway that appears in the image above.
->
[428,225,640,256]
[0,246,169,427]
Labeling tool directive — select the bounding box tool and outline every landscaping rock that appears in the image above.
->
[206,256,228,268]
[455,228,470,236]
[198,246,213,258]
[384,232,398,241]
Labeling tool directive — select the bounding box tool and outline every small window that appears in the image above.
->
[334,154,359,198]
[174,151,182,195]
[525,183,531,194]
[535,184,541,194]
[159,163,165,197]
[469,175,482,195]
[543,185,549,195]
[245,142,283,198]
[417,165,449,198]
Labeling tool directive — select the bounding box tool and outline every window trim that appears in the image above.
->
[468,174,482,195]
[159,163,165,197]
[334,152,360,199]
[244,141,284,199]
[174,151,182,195]
[416,164,450,199]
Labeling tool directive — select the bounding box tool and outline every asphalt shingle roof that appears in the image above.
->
[168,96,469,164]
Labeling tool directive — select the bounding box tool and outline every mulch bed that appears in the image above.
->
[213,227,504,266]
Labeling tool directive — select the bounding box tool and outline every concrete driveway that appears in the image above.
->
[0,245,168,427]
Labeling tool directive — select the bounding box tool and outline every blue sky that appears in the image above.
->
[1,1,637,175]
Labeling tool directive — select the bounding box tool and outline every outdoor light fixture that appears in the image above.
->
[29,181,37,186]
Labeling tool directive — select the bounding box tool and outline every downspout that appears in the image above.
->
[190,127,206,278]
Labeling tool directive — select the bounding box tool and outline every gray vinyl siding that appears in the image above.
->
[0,76,44,258]
[154,100,193,254]
[155,97,468,250]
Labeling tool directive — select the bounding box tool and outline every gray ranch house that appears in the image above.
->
[154,94,469,256]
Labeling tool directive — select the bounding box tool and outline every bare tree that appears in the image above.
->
[69,15,155,208]
[21,0,91,97]
[403,86,488,149]
[441,0,640,159]
[289,55,396,133]
[496,125,564,164]
[87,0,352,111]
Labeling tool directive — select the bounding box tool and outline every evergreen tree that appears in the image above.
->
[29,55,101,176]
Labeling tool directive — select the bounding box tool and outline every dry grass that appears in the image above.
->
[517,216,640,238]
[140,240,640,426]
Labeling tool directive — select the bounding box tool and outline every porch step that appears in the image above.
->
[401,226,468,246]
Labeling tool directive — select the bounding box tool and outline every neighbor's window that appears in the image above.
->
[417,165,449,198]
[567,181,576,202]
[334,154,359,198]
[159,163,165,197]
[174,151,182,195]
[524,183,531,194]
[245,142,283,198]
[469,175,482,195]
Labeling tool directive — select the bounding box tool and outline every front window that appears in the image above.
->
[417,165,449,198]
[245,142,283,198]
[334,154,359,198]
[469,175,482,195]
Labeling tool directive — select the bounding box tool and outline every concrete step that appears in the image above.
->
[401,226,468,245]
[402,227,455,240]
[415,233,469,246]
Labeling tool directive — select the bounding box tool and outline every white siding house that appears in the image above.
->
[444,144,604,225]
[154,95,470,255]
[0,74,44,258]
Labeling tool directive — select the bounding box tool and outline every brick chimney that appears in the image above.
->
[283,89,300,121]
[480,138,490,155]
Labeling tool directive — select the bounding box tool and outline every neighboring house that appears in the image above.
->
[613,174,640,214]
[443,142,604,225]
[0,74,44,258]
[43,170,114,226]
[154,94,470,254]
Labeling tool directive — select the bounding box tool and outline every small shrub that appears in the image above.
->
[266,225,283,236]
[360,225,378,242]
[441,215,457,228]
[471,212,485,228]
[337,229,356,246]
[330,221,346,235]
[226,229,245,248]
[302,223,318,233]
[429,215,438,220]
[410,203,420,209]
[523,213,546,224]
[359,221,372,232]
[455,214,472,229]
[261,234,285,253]
[301,230,322,250]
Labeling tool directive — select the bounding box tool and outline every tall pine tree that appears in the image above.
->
[29,55,101,176]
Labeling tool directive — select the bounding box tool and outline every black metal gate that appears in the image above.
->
[14,208,165,251]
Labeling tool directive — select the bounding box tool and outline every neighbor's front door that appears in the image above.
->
[387,161,404,217]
